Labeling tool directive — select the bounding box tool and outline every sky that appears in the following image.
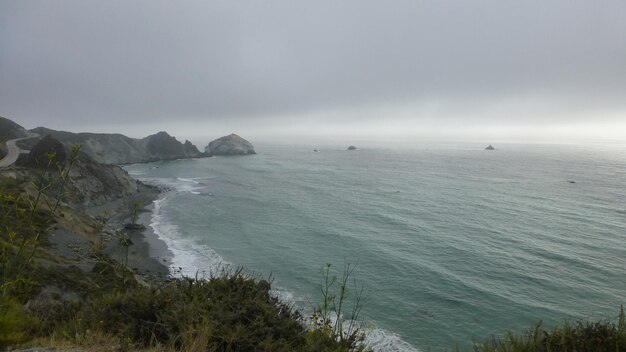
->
[1,0,625,143]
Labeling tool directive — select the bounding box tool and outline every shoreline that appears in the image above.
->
[86,181,173,280]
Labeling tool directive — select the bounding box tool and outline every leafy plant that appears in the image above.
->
[312,261,368,351]
[476,306,626,352]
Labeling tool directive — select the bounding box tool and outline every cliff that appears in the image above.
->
[14,136,139,207]
[30,127,205,164]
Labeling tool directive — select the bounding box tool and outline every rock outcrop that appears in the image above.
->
[27,135,67,168]
[143,131,204,161]
[347,145,357,150]
[16,135,138,206]
[65,155,139,206]
[184,140,201,156]
[205,134,255,156]
[30,127,205,164]
[485,144,495,150]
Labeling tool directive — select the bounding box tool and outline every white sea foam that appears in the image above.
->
[364,328,421,352]
[177,177,201,184]
[150,195,231,277]
[268,285,420,352]
[126,170,146,176]
[144,176,230,277]
[142,176,204,194]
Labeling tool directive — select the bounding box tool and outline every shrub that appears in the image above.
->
[476,306,626,352]
[57,269,363,351]
[0,298,36,347]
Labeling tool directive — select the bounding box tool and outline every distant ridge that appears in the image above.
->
[30,126,205,164]
[0,116,31,139]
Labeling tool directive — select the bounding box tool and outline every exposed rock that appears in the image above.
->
[184,140,201,156]
[124,223,146,230]
[347,145,357,150]
[142,131,204,160]
[144,131,185,158]
[19,138,139,206]
[27,135,67,168]
[205,134,255,156]
[63,155,139,206]
[485,144,495,150]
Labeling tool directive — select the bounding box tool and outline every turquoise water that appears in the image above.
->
[124,141,626,351]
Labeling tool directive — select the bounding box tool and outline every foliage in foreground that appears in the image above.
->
[35,269,361,352]
[476,306,626,352]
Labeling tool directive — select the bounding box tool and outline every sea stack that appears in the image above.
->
[485,144,495,150]
[347,145,357,150]
[205,133,255,156]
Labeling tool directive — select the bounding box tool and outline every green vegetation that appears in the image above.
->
[50,269,364,351]
[475,308,626,352]
[313,262,367,350]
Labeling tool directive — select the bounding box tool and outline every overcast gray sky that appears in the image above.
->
[1,0,625,142]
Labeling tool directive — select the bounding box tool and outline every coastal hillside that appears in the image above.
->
[0,117,32,159]
[30,126,205,164]
[0,116,31,140]
[8,136,139,207]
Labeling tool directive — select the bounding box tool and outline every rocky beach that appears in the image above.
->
[85,182,173,281]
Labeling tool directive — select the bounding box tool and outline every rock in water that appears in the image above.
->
[205,134,255,156]
[347,145,357,150]
[485,144,495,150]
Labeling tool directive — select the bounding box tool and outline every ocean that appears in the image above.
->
[123,140,626,351]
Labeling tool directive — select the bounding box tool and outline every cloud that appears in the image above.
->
[1,0,625,139]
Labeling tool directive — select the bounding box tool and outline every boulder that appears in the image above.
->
[485,144,495,150]
[347,145,357,150]
[205,134,255,156]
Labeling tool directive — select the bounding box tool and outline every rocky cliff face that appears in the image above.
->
[30,127,205,164]
[65,155,138,207]
[26,135,67,168]
[18,136,138,207]
[142,131,204,161]
[184,140,201,156]
[205,134,255,156]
